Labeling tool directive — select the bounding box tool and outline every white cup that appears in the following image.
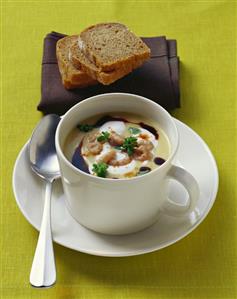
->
[56,93,199,235]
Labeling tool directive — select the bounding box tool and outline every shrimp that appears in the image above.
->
[83,131,103,155]
[109,154,131,166]
[98,150,116,163]
[108,131,124,146]
[133,140,154,161]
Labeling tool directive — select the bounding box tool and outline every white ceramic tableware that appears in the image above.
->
[55,93,199,235]
[12,118,219,256]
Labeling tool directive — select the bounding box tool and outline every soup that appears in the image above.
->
[63,113,171,179]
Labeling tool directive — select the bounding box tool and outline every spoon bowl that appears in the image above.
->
[29,114,61,181]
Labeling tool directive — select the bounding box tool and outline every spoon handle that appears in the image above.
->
[30,181,56,287]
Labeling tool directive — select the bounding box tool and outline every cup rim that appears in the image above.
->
[55,92,179,182]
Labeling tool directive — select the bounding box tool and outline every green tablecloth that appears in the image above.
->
[1,1,236,298]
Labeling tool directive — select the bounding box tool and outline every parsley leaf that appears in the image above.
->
[97,131,110,142]
[77,124,94,132]
[114,145,123,150]
[120,136,138,156]
[92,162,108,178]
[128,127,141,135]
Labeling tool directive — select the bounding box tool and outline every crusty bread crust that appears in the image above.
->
[56,35,97,89]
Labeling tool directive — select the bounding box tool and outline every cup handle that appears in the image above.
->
[162,165,199,217]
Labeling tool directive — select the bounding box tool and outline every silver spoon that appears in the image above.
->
[28,114,61,288]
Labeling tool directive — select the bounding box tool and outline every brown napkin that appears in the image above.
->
[37,32,180,115]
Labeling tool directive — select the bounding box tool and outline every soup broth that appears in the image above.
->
[63,113,171,179]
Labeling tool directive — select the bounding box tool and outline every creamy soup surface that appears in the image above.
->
[63,113,171,179]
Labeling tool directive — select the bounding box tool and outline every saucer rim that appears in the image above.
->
[12,117,219,257]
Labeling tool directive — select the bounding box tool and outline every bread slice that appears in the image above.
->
[71,23,150,85]
[56,35,97,89]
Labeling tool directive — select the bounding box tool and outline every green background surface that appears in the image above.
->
[1,1,236,298]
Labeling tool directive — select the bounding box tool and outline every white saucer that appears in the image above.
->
[12,118,218,257]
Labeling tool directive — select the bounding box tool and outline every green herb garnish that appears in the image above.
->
[97,131,110,142]
[114,145,123,150]
[128,127,141,135]
[77,124,94,132]
[120,136,138,156]
[92,162,108,178]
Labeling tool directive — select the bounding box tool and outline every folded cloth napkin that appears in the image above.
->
[37,32,180,115]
